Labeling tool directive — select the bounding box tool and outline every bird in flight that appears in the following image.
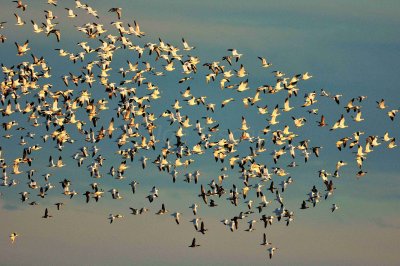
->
[189,237,200,248]
[10,232,19,244]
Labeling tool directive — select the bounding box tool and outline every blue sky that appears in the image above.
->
[0,0,399,265]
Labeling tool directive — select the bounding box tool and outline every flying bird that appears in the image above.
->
[189,237,200,248]
[108,8,122,19]
[15,40,30,56]
[10,232,19,244]
[42,208,52,218]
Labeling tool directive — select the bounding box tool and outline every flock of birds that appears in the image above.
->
[0,0,398,260]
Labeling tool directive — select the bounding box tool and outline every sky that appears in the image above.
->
[0,0,399,265]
